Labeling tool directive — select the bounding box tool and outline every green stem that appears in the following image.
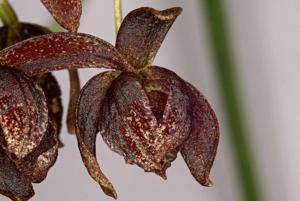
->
[202,1,265,201]
[0,0,18,27]
[113,0,122,34]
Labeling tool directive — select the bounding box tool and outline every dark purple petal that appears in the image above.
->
[181,82,219,186]
[41,0,82,32]
[76,72,119,199]
[0,146,34,201]
[35,73,63,146]
[0,67,48,159]
[141,66,191,171]
[100,73,162,173]
[0,32,133,75]
[116,7,182,69]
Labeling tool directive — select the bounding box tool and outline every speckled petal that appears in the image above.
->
[180,82,219,186]
[142,66,191,169]
[41,0,81,32]
[35,73,63,146]
[0,67,48,160]
[18,123,58,183]
[100,73,162,173]
[76,72,119,199]
[0,32,132,75]
[0,146,34,201]
[116,7,182,69]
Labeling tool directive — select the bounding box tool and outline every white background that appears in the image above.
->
[3,0,299,201]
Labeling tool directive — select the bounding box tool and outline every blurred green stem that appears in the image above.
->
[0,0,18,26]
[113,0,122,34]
[202,1,264,201]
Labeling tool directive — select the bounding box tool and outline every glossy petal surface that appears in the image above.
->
[41,0,81,32]
[180,82,219,186]
[76,72,118,199]
[0,68,48,159]
[0,146,34,201]
[116,7,182,69]
[0,33,132,75]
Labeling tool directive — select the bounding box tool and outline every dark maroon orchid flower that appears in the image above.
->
[0,7,219,200]
[74,7,219,198]
[0,23,62,201]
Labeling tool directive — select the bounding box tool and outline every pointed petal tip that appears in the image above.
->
[101,185,117,199]
[159,7,183,19]
[202,178,213,187]
[140,7,183,20]
[153,169,167,180]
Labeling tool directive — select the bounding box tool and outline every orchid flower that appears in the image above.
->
[0,7,219,200]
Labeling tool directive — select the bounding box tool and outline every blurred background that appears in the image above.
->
[3,0,300,201]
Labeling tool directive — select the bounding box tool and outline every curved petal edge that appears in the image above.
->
[181,82,220,186]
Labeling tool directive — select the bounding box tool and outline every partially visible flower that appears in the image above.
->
[0,7,220,200]
[0,24,61,201]
[0,1,89,200]
[0,67,58,201]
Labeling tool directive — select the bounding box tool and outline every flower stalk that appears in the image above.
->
[202,1,265,201]
[113,0,122,33]
[67,69,81,134]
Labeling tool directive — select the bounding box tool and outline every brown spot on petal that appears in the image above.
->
[0,32,132,75]
[116,7,182,69]
[0,68,48,159]
[41,0,82,32]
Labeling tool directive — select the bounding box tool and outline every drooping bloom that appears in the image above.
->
[0,1,79,200]
[0,7,219,200]
[74,7,220,198]
[0,23,62,201]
